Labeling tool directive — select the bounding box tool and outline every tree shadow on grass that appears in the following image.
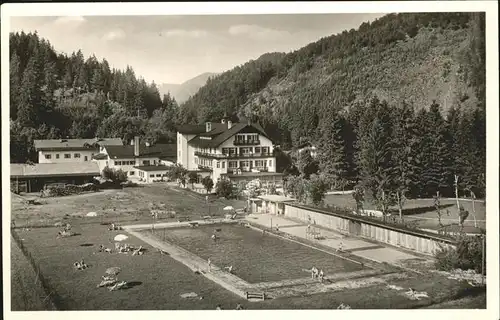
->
[400,204,455,216]
[80,243,94,247]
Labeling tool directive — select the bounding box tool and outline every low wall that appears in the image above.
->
[284,204,456,256]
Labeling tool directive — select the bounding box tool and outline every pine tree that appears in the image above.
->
[10,53,21,120]
[317,111,349,190]
[421,101,451,197]
[18,52,44,127]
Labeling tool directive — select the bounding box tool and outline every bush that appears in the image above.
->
[215,179,234,199]
[435,233,485,274]
[101,166,128,184]
[201,176,214,193]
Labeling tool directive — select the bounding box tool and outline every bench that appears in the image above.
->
[188,222,199,228]
[246,291,266,301]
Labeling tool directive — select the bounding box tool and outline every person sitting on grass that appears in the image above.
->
[235,303,243,310]
[224,265,233,273]
[208,258,212,272]
[337,241,344,252]
[74,262,82,270]
[311,266,318,279]
[211,234,218,241]
[216,304,222,310]
[319,269,325,283]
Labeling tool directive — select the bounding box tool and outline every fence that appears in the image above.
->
[284,203,456,256]
[246,291,266,301]
[10,229,62,310]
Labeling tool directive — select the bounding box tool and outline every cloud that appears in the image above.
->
[102,29,126,41]
[160,29,208,38]
[228,24,291,41]
[53,16,86,26]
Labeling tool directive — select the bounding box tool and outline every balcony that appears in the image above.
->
[195,151,274,159]
[198,164,213,171]
[227,167,269,174]
[233,139,260,146]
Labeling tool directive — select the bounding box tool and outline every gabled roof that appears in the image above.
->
[176,124,206,135]
[104,144,177,159]
[34,138,123,151]
[188,122,270,148]
[10,162,100,178]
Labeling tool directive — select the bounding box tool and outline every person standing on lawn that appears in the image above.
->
[319,269,324,283]
[208,258,212,272]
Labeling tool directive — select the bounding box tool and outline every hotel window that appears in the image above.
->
[262,147,269,154]
[222,148,229,155]
[240,161,250,167]
[229,161,238,168]
[56,154,60,159]
[269,160,273,167]
[130,171,135,175]
[150,174,154,178]
[64,154,71,159]
[156,174,161,177]
[255,160,264,167]
[222,161,225,169]
[255,147,261,153]
[45,154,52,159]
[74,153,80,158]
[240,147,250,154]
[115,161,121,165]
[216,161,220,168]
[84,156,88,161]
[143,160,150,165]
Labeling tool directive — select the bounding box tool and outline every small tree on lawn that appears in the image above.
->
[352,186,365,215]
[188,171,198,188]
[374,187,395,223]
[168,164,188,187]
[268,183,277,195]
[201,176,214,194]
[215,179,233,199]
[308,174,328,206]
[286,175,308,203]
[114,169,128,184]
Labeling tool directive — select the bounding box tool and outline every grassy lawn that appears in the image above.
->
[145,223,364,283]
[10,236,56,311]
[324,194,486,231]
[13,223,485,310]
[10,184,247,228]
[9,185,486,310]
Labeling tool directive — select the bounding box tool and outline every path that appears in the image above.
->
[244,214,429,267]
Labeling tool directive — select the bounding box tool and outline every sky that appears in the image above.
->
[10,14,385,84]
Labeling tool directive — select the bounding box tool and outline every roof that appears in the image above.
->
[10,162,101,178]
[92,153,109,160]
[33,138,123,151]
[176,124,206,134]
[133,165,172,172]
[188,122,270,148]
[257,194,296,203]
[104,144,177,159]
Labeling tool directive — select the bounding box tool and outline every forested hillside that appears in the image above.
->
[179,13,485,148]
[9,31,179,163]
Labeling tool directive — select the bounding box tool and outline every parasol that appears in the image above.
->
[114,234,129,242]
[105,267,121,276]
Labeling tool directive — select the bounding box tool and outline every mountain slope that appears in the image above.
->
[158,72,218,103]
[179,13,485,148]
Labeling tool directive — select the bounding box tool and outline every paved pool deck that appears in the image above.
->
[244,214,427,266]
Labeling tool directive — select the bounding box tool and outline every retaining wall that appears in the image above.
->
[284,204,456,256]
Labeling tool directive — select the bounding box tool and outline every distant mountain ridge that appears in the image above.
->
[158,72,218,103]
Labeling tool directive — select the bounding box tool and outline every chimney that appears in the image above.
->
[205,122,212,132]
[134,136,140,157]
[227,120,232,129]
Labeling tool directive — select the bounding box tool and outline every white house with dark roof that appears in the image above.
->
[33,138,123,163]
[176,117,283,183]
[92,136,177,180]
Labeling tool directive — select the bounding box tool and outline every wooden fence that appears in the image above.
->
[246,291,266,301]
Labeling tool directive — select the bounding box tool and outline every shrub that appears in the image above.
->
[435,233,485,274]
[215,179,234,199]
[101,166,128,184]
